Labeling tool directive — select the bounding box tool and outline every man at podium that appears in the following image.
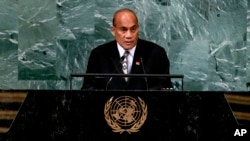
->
[82,8,172,90]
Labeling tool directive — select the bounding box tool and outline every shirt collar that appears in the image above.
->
[117,43,136,58]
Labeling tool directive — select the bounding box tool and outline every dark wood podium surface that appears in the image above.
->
[0,90,242,141]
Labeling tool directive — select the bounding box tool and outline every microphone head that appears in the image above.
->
[120,56,125,62]
[140,56,143,62]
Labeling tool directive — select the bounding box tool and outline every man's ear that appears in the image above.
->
[111,26,115,36]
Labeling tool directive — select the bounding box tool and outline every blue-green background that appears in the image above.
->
[0,0,249,91]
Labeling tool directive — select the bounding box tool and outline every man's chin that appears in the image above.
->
[122,44,135,49]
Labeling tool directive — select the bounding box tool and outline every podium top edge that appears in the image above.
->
[70,73,184,78]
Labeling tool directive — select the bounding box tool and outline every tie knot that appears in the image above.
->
[123,50,129,57]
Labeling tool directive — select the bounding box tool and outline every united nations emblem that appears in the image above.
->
[104,96,147,134]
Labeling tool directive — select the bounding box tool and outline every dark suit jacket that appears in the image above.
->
[82,39,173,90]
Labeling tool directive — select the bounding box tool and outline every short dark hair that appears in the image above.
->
[112,8,138,26]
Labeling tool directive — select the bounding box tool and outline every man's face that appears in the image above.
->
[112,11,139,50]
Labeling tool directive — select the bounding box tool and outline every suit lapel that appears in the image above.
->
[109,42,124,74]
[131,40,143,74]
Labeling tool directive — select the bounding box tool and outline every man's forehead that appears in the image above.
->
[115,11,138,22]
[117,24,138,29]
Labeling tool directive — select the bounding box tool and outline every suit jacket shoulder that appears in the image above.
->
[136,39,167,57]
[137,39,166,51]
[91,40,117,55]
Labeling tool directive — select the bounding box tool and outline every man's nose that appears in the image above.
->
[125,30,133,38]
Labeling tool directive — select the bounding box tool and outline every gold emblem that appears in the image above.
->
[104,96,147,134]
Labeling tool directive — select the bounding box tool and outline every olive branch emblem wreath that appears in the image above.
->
[104,96,148,134]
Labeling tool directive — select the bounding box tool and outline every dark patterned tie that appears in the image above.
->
[121,50,129,81]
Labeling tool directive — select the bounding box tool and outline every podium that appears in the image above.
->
[1,90,238,141]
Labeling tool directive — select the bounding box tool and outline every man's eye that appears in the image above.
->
[120,28,127,31]
[131,26,138,31]
[131,28,136,31]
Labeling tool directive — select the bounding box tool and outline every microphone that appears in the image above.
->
[105,67,117,90]
[106,77,113,90]
[140,57,148,90]
[120,56,125,62]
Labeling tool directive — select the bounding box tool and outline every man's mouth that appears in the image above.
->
[124,41,133,45]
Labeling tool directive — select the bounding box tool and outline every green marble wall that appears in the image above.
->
[0,0,249,91]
